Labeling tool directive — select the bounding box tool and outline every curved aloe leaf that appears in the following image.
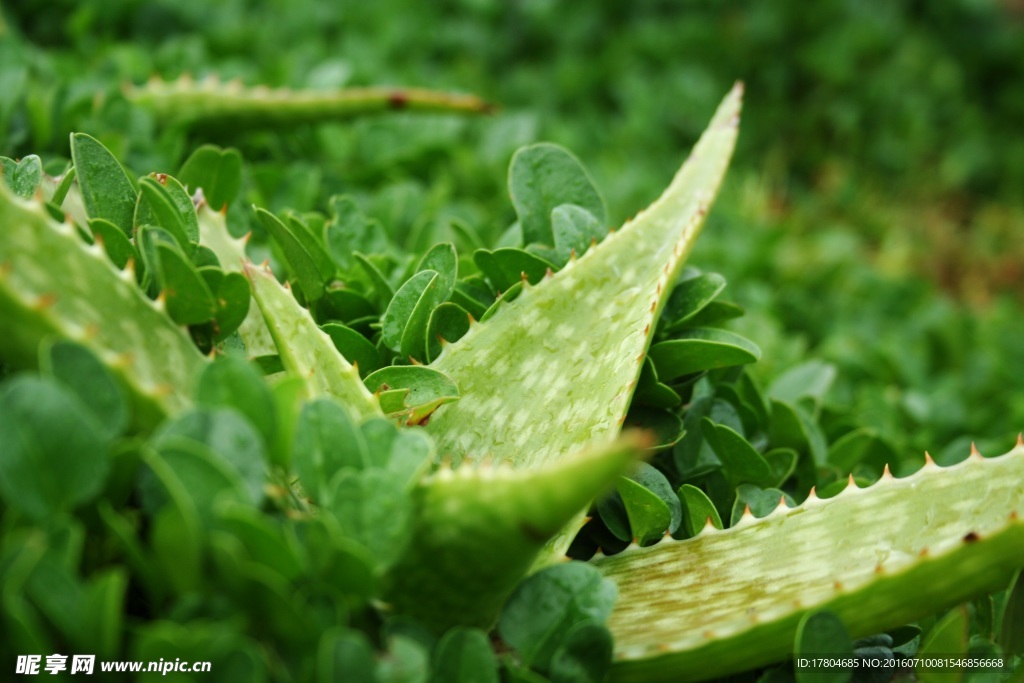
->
[0,182,203,427]
[423,83,743,562]
[125,76,494,130]
[384,432,648,632]
[243,262,381,421]
[426,84,742,469]
[596,442,1024,682]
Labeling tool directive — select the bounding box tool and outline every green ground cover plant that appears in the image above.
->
[2,2,1023,682]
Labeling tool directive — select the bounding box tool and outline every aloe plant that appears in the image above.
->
[124,75,494,131]
[1,83,1022,682]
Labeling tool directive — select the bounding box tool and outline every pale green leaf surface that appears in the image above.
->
[243,262,381,420]
[0,183,204,426]
[425,84,743,475]
[596,443,1024,682]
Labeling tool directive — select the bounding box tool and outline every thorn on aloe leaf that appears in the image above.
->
[33,293,56,310]
[970,442,982,459]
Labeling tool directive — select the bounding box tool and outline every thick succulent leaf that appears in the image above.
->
[125,76,494,129]
[384,432,647,632]
[0,182,204,426]
[243,262,381,421]
[426,85,742,479]
[595,442,1024,683]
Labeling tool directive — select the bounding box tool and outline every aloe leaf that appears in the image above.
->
[125,76,494,130]
[596,442,1024,683]
[426,84,741,473]
[384,432,647,632]
[0,183,204,426]
[243,262,381,420]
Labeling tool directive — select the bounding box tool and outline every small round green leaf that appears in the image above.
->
[293,398,370,502]
[42,339,129,440]
[87,217,135,269]
[426,302,472,362]
[154,409,267,504]
[70,132,137,235]
[329,470,412,570]
[702,418,774,487]
[549,621,613,683]
[195,357,276,453]
[649,328,761,381]
[0,377,110,520]
[323,323,381,378]
[498,562,617,672]
[363,365,459,424]
[662,272,727,330]
[509,143,606,246]
[178,144,243,211]
[156,243,218,325]
[431,627,498,683]
[676,484,723,538]
[137,174,200,253]
[795,611,853,683]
